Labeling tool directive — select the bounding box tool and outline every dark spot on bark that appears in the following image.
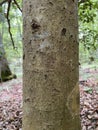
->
[63,7,66,10]
[70,11,73,14]
[49,2,53,6]
[24,98,30,102]
[70,35,73,38]
[72,0,74,2]
[23,54,25,60]
[42,39,44,42]
[30,4,32,8]
[33,55,36,59]
[52,88,60,93]
[71,68,74,71]
[59,40,62,43]
[61,28,66,36]
[79,62,81,66]
[73,40,75,42]
[31,19,41,31]
[29,4,32,13]
[44,74,48,80]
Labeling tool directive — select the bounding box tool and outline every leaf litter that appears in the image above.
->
[0,67,98,130]
[80,67,98,130]
[0,78,22,130]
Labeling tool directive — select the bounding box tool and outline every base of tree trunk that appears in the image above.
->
[0,74,17,82]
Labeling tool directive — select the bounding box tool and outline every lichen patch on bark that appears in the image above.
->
[66,82,80,118]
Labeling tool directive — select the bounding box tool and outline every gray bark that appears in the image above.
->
[23,0,81,130]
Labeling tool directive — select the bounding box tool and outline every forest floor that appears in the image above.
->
[0,66,98,130]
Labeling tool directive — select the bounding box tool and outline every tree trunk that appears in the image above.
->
[23,0,81,130]
[0,34,16,82]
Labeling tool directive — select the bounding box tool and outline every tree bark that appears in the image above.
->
[23,0,81,130]
[0,34,16,82]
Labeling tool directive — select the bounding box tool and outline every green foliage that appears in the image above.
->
[79,28,98,50]
[83,87,93,94]
[79,0,98,63]
[0,0,22,78]
[79,0,98,23]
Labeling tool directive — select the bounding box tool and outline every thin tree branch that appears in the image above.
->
[13,0,22,12]
[0,0,22,49]
[6,0,15,49]
[0,0,8,6]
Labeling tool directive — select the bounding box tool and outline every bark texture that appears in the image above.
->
[0,34,16,82]
[23,0,81,130]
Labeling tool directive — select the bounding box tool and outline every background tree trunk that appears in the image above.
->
[0,34,16,82]
[23,0,81,130]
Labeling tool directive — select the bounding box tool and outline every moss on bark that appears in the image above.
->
[0,65,17,82]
